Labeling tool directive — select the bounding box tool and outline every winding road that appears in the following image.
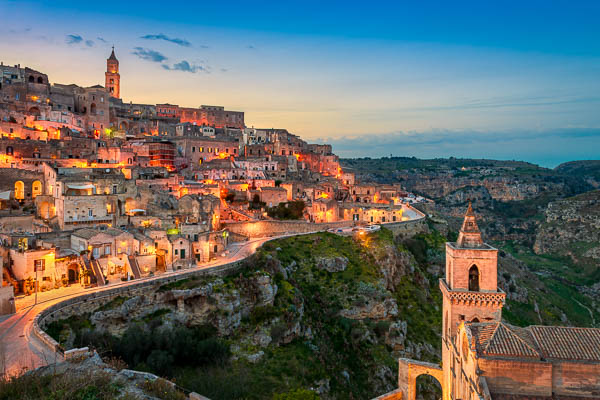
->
[0,236,270,377]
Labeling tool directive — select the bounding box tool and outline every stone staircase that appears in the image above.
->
[127,256,142,279]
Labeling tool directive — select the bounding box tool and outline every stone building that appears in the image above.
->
[377,203,600,400]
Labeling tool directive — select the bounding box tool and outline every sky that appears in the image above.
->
[1,0,599,167]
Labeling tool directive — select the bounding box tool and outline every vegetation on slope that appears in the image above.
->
[43,229,448,400]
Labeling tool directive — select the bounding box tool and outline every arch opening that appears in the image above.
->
[32,180,42,198]
[14,181,25,200]
[469,265,480,291]
[415,374,442,400]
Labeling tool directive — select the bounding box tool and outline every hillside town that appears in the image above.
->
[0,49,425,310]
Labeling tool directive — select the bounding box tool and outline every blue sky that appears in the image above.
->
[1,0,599,167]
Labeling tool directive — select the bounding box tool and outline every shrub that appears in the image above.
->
[273,388,320,400]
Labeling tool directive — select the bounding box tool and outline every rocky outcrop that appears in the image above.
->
[91,274,278,337]
[340,297,398,320]
[534,191,600,255]
[315,256,348,272]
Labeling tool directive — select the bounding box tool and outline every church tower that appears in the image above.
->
[105,47,120,99]
[441,202,505,399]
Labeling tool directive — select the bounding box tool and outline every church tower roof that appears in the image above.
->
[108,46,118,61]
[456,201,484,248]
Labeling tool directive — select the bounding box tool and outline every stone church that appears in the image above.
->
[376,203,600,400]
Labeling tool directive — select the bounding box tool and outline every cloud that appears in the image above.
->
[97,36,108,43]
[131,47,168,63]
[65,34,83,45]
[162,60,208,73]
[8,27,31,34]
[247,45,256,49]
[141,33,191,47]
[85,40,94,47]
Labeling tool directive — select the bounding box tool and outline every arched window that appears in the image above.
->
[32,180,42,198]
[37,77,43,84]
[28,76,34,83]
[6,146,13,155]
[90,103,97,115]
[14,181,24,200]
[472,317,480,323]
[469,265,480,291]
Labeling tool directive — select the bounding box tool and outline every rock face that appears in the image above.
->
[340,297,398,320]
[534,191,600,256]
[403,174,555,202]
[91,273,279,337]
[315,256,348,272]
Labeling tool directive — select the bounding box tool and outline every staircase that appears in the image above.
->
[82,254,103,286]
[91,259,106,286]
[127,255,141,279]
[2,264,20,291]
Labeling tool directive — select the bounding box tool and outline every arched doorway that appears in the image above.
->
[14,181,25,200]
[28,107,40,116]
[67,263,79,283]
[32,180,42,198]
[37,76,43,84]
[399,359,444,400]
[469,265,480,291]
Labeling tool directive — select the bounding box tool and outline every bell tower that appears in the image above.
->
[105,46,120,99]
[440,202,505,399]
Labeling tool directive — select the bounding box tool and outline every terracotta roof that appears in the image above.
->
[529,325,600,361]
[469,322,540,359]
[469,322,600,362]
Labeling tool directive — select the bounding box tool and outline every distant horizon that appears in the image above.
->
[337,153,598,170]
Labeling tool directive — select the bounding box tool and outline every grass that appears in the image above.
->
[95,296,129,312]
[496,240,600,328]
[45,313,92,345]
[0,369,122,400]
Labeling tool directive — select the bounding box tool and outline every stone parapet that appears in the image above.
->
[440,279,505,307]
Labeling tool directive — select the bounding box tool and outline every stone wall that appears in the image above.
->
[0,285,15,315]
[223,220,353,238]
[381,217,428,239]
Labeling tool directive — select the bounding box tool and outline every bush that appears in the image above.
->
[147,349,175,377]
[267,201,305,220]
[273,388,320,400]
[270,322,288,342]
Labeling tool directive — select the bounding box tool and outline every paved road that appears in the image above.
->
[0,236,271,377]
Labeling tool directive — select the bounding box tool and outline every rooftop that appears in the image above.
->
[468,321,600,362]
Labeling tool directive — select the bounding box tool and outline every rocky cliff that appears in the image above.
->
[534,190,600,258]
